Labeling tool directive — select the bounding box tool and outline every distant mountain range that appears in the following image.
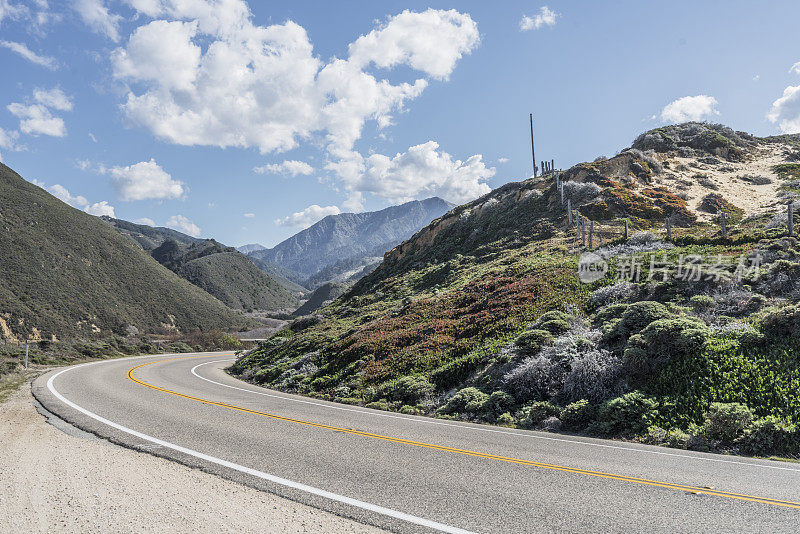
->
[247,197,454,289]
[237,243,266,254]
[102,217,300,311]
[0,163,253,342]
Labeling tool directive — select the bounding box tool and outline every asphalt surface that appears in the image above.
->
[33,352,800,533]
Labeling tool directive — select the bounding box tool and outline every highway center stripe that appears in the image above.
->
[45,356,475,534]
[128,356,800,511]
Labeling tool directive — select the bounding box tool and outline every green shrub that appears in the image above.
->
[689,295,716,311]
[365,400,390,411]
[613,301,674,339]
[560,399,595,430]
[439,387,489,415]
[539,319,571,336]
[518,400,560,429]
[167,341,193,353]
[514,329,553,356]
[496,412,516,427]
[597,391,658,436]
[399,404,424,415]
[760,304,800,338]
[623,317,709,377]
[382,375,435,405]
[702,402,754,442]
[737,416,799,457]
[642,426,690,449]
[481,391,515,421]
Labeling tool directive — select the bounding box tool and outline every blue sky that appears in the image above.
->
[1,1,799,247]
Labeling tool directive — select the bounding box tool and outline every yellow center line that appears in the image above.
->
[127,356,800,511]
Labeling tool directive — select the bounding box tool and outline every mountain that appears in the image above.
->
[0,163,253,342]
[237,243,266,254]
[293,281,352,316]
[247,197,454,288]
[102,217,300,311]
[233,123,800,458]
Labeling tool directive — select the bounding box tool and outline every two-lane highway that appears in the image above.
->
[33,353,800,533]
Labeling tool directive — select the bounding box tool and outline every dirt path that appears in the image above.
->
[0,382,384,534]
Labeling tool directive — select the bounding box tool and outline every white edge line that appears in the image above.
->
[45,357,475,534]
[192,359,800,474]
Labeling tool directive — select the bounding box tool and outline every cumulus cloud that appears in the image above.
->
[347,9,479,80]
[498,157,509,164]
[102,159,185,201]
[659,95,719,123]
[0,40,57,69]
[767,85,800,134]
[357,141,493,204]
[71,0,121,41]
[275,204,341,228]
[111,3,480,205]
[46,182,115,217]
[8,102,66,136]
[243,212,255,218]
[253,159,314,177]
[85,200,115,217]
[135,217,156,226]
[791,62,800,75]
[520,6,558,31]
[166,214,200,237]
[7,87,72,137]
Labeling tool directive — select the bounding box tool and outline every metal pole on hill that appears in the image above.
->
[24,342,29,368]
[789,203,794,237]
[530,113,536,178]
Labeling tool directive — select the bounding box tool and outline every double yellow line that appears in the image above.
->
[127,356,800,511]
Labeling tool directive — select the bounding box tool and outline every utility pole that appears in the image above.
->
[530,113,536,177]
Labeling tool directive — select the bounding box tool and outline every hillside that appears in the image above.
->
[237,243,266,254]
[104,218,302,311]
[0,163,253,342]
[233,123,800,458]
[293,281,353,316]
[247,197,454,288]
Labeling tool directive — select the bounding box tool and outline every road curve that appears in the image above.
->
[33,353,800,533]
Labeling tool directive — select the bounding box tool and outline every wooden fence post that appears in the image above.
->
[581,217,586,246]
[666,218,671,240]
[567,199,572,225]
[624,219,629,240]
[551,159,554,173]
[789,203,794,237]
[589,220,594,249]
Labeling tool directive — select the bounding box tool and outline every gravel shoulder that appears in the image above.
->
[0,381,385,534]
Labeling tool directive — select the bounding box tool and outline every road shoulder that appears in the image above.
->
[1,381,385,533]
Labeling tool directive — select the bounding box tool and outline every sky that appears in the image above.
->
[1,1,799,248]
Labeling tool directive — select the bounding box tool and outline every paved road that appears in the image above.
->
[33,353,800,533]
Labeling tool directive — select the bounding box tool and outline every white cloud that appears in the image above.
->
[0,40,57,69]
[790,62,800,75]
[275,204,341,228]
[767,85,800,134]
[520,6,558,31]
[7,103,66,136]
[72,0,121,41]
[33,87,73,110]
[7,87,73,137]
[498,157,509,164]
[0,0,26,24]
[49,183,88,208]
[46,182,115,217]
[85,200,115,217]
[75,158,92,170]
[358,141,493,204]
[347,9,479,80]
[166,214,200,237]
[0,127,19,151]
[243,212,254,218]
[135,217,156,226]
[659,95,719,123]
[253,159,314,177]
[103,158,185,201]
[111,3,479,206]
[88,132,97,142]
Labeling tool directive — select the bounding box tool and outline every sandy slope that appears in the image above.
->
[0,383,384,534]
